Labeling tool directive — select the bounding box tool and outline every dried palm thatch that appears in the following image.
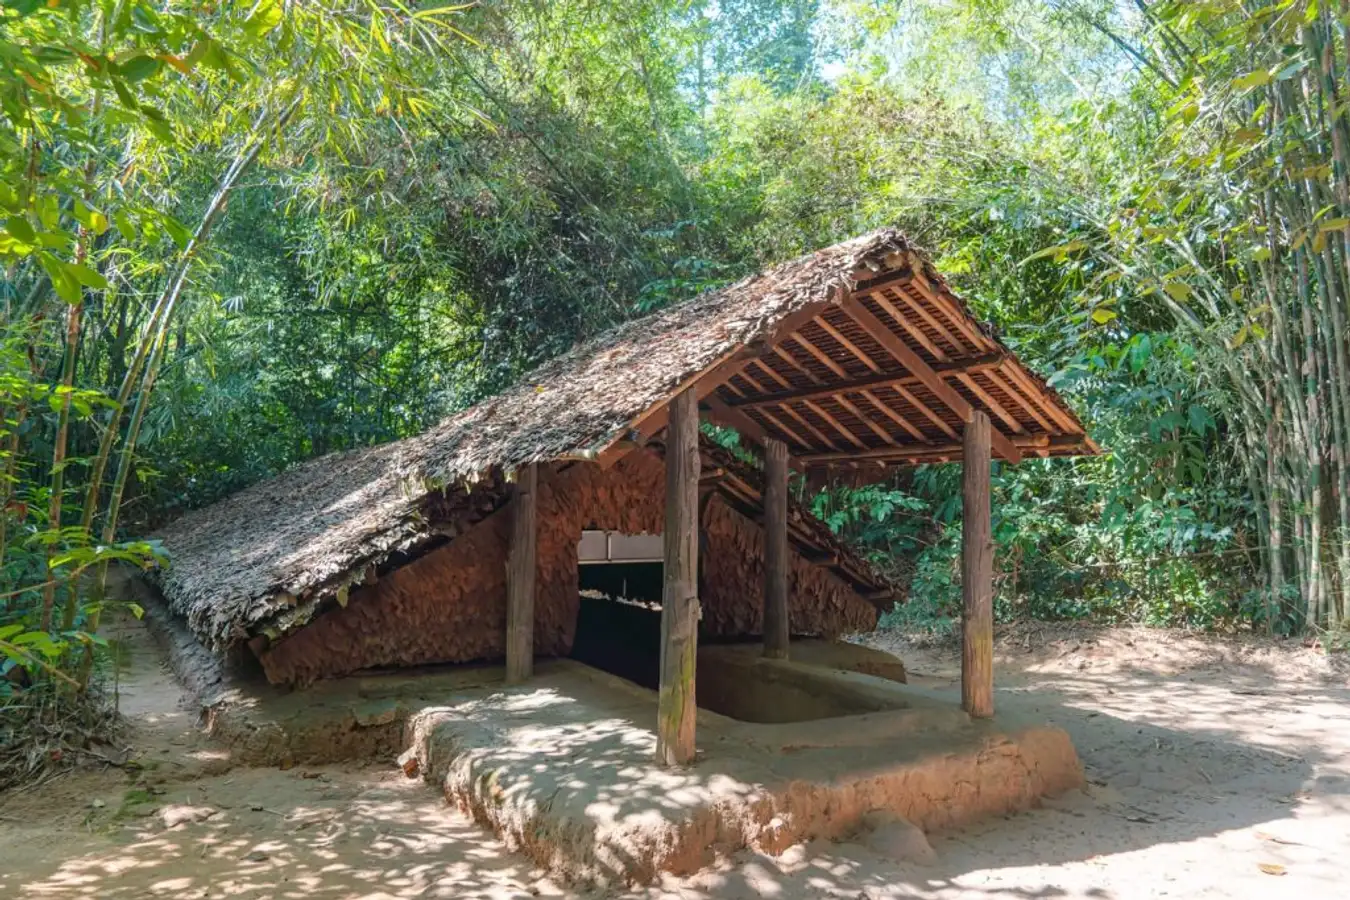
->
[155,227,1091,651]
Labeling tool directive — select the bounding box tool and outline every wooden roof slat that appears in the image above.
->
[814,316,884,374]
[868,289,950,362]
[799,398,868,449]
[984,367,1056,434]
[887,286,967,357]
[778,401,842,450]
[904,259,997,351]
[832,393,899,446]
[789,333,850,379]
[857,389,930,442]
[1000,362,1082,434]
[956,372,1025,434]
[752,404,820,452]
[773,344,825,385]
[750,358,794,391]
[840,297,1023,463]
[888,383,960,439]
[802,433,1068,465]
[726,353,1008,410]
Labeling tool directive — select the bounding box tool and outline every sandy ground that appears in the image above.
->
[1,620,1347,899]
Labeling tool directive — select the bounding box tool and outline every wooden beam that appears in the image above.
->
[801,398,867,449]
[657,388,700,766]
[799,434,1057,465]
[505,463,537,684]
[763,439,790,661]
[857,389,929,443]
[868,288,951,362]
[814,316,883,373]
[727,353,1008,409]
[999,362,1083,434]
[841,298,1023,464]
[700,395,806,471]
[962,411,994,719]
[891,383,960,440]
[956,372,1026,434]
[789,333,850,379]
[780,401,843,450]
[984,367,1056,434]
[833,393,899,445]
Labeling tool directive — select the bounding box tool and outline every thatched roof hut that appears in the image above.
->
[154,226,1092,672]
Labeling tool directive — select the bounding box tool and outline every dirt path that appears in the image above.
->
[1,621,1347,899]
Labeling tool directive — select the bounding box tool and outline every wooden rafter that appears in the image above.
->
[984,367,1055,434]
[814,316,882,373]
[800,398,867,449]
[832,393,898,445]
[789,333,850,379]
[956,372,1025,434]
[856,389,929,442]
[726,353,1008,410]
[1000,362,1082,434]
[800,433,1069,465]
[868,289,950,363]
[778,402,841,450]
[889,287,966,356]
[840,297,1023,463]
[890,383,960,440]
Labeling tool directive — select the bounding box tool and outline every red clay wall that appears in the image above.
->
[257,450,877,685]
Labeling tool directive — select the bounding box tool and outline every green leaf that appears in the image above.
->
[1318,217,1350,232]
[1233,70,1272,91]
[5,215,35,244]
[65,262,108,290]
[38,253,81,304]
[1019,239,1088,265]
[160,215,191,249]
[118,55,162,82]
[244,0,284,38]
[1163,282,1193,303]
[1091,307,1117,324]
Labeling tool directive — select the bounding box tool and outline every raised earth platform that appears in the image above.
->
[404,652,1083,885]
[141,595,1083,887]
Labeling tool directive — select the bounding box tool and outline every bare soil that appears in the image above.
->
[2,619,1347,899]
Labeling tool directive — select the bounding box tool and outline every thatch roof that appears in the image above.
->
[156,227,1092,650]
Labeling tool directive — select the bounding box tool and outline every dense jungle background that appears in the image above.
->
[4,0,1350,716]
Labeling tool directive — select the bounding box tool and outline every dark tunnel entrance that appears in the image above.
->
[570,531,664,689]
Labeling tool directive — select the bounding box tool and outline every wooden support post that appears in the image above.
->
[657,388,700,766]
[505,463,537,684]
[961,411,994,718]
[763,438,790,660]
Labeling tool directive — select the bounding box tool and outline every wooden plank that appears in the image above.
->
[800,398,867,448]
[762,439,791,660]
[701,395,807,471]
[984,367,1056,433]
[773,344,824,384]
[657,388,700,766]
[841,298,1023,464]
[891,383,960,440]
[789,333,850,378]
[833,393,899,445]
[505,463,538,684]
[956,372,1026,434]
[999,362,1082,434]
[903,259,996,351]
[889,287,966,356]
[869,289,950,362]
[727,353,1008,409]
[755,404,822,452]
[749,358,793,390]
[814,316,883,373]
[857,389,929,442]
[799,433,1052,465]
[779,401,843,450]
[962,411,994,718]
